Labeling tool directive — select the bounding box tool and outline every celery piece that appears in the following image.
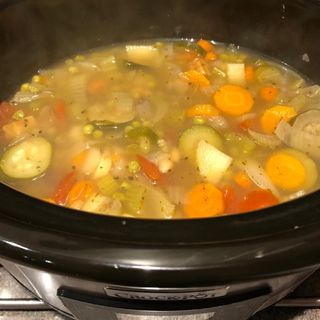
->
[224,132,256,157]
[123,182,146,215]
[97,175,119,196]
[176,41,205,56]
[255,65,283,84]
[126,126,158,144]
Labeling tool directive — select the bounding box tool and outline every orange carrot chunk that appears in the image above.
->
[53,171,77,205]
[184,183,225,218]
[234,171,252,189]
[87,78,108,95]
[67,180,95,205]
[239,189,279,213]
[197,39,215,53]
[137,155,163,182]
[213,84,254,116]
[186,104,220,118]
[205,51,217,61]
[245,65,255,82]
[259,86,279,102]
[184,70,210,87]
[260,105,297,134]
[54,99,67,122]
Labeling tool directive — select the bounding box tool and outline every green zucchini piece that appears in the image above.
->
[1,137,52,179]
[126,126,158,144]
[179,125,223,160]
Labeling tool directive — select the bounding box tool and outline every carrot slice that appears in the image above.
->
[186,104,220,118]
[205,51,217,61]
[54,99,67,122]
[137,155,163,182]
[184,183,225,218]
[265,152,306,190]
[53,171,77,205]
[239,189,279,213]
[234,171,252,189]
[259,86,279,102]
[184,70,210,87]
[87,78,107,95]
[197,39,215,52]
[245,65,255,82]
[260,105,297,134]
[67,180,95,205]
[0,101,16,127]
[213,84,254,116]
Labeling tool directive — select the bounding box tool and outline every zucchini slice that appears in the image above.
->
[179,125,223,160]
[1,137,52,179]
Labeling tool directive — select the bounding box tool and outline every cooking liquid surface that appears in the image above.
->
[1,39,320,219]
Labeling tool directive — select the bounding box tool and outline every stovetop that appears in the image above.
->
[0,266,320,320]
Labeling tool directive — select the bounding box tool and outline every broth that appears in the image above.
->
[0,39,319,219]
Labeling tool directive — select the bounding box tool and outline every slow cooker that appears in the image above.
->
[1,0,320,319]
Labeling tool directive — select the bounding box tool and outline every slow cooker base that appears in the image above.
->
[0,258,316,320]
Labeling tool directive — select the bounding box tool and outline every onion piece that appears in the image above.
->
[11,91,54,104]
[208,115,229,131]
[248,129,281,148]
[296,85,320,98]
[227,63,246,85]
[275,110,320,159]
[240,159,280,197]
[126,45,161,68]
[282,190,306,203]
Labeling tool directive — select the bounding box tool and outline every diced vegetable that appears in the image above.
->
[179,125,223,160]
[255,65,282,84]
[67,180,95,205]
[142,185,175,219]
[87,78,108,95]
[52,171,77,205]
[184,70,210,87]
[126,126,158,144]
[2,116,37,141]
[296,85,320,98]
[259,86,279,102]
[265,148,318,191]
[122,182,146,215]
[92,150,112,179]
[240,159,279,197]
[53,99,67,122]
[227,63,246,85]
[234,171,252,189]
[184,183,225,218]
[224,132,256,156]
[0,102,16,127]
[197,39,215,53]
[248,129,282,148]
[72,148,101,176]
[81,193,122,215]
[205,52,217,61]
[137,155,163,182]
[1,137,52,179]
[275,110,320,159]
[196,140,232,184]
[213,85,254,116]
[97,175,119,196]
[126,45,161,67]
[186,104,220,118]
[245,65,255,82]
[239,190,279,213]
[260,105,297,134]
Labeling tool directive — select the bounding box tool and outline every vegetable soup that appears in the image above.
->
[0,39,319,219]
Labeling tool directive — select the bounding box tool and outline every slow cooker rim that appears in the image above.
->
[0,181,319,245]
